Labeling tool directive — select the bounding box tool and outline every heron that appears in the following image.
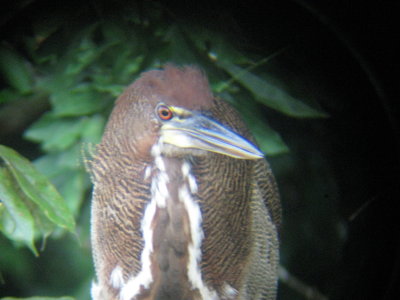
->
[88,65,280,300]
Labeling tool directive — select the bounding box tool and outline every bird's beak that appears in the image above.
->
[161,114,264,159]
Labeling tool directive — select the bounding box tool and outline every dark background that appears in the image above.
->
[1,0,399,299]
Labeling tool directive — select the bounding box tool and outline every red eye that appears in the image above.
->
[157,105,173,120]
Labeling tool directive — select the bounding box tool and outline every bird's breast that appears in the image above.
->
[107,144,229,300]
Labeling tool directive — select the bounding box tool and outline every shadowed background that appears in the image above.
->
[0,0,398,300]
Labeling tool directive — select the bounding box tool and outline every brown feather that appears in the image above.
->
[89,65,280,300]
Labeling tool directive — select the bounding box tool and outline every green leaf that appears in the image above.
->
[160,25,199,64]
[250,120,290,156]
[33,149,89,216]
[1,297,75,300]
[188,28,251,65]
[81,114,106,144]
[219,62,328,118]
[30,202,56,241]
[65,37,99,76]
[50,84,108,117]
[92,82,125,98]
[0,168,37,255]
[33,153,67,179]
[0,200,4,217]
[0,88,20,104]
[0,47,33,94]
[113,54,144,85]
[221,93,289,156]
[56,170,88,216]
[33,146,82,179]
[24,114,86,152]
[0,145,75,232]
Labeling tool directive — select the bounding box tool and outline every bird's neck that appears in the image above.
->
[114,144,217,300]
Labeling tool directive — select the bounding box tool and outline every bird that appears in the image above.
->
[87,65,281,300]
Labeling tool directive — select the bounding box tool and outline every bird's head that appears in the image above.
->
[101,65,263,161]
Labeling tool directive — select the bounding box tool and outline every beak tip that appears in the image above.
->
[254,151,265,159]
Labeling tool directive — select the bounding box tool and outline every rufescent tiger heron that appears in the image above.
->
[88,65,281,300]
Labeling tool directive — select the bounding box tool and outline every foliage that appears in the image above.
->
[0,145,75,255]
[0,1,329,299]
[0,297,74,300]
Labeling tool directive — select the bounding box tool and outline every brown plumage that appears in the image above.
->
[88,65,281,300]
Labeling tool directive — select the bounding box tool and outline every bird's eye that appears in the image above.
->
[157,105,173,121]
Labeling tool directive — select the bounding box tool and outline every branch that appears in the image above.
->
[279,265,329,300]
